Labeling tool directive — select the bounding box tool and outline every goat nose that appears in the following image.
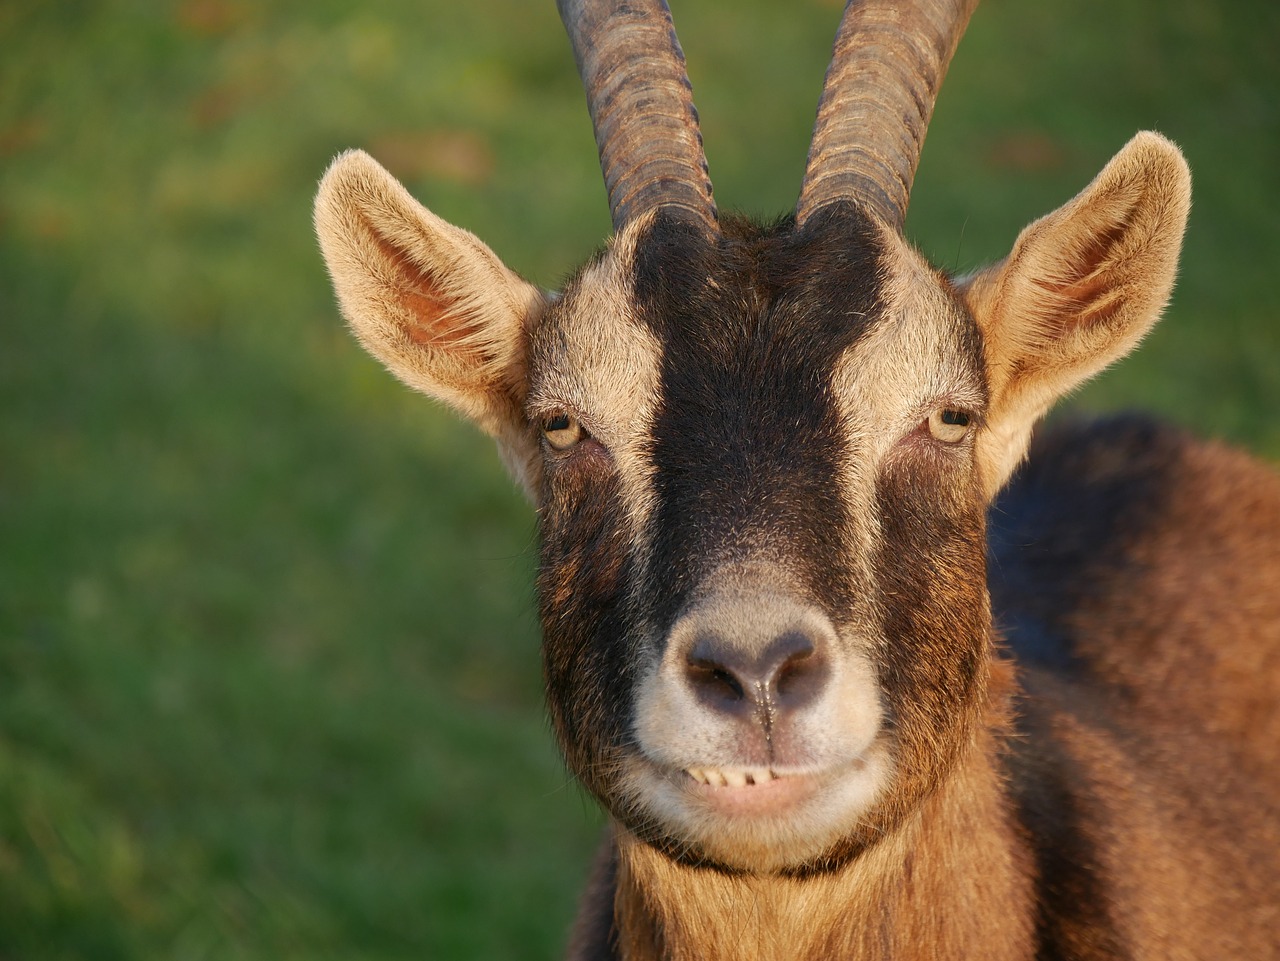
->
[684,630,829,720]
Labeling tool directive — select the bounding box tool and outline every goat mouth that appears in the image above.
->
[618,750,889,871]
[677,763,847,817]
[685,765,779,788]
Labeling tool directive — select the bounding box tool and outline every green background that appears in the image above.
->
[3,0,1277,958]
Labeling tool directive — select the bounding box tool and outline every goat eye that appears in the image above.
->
[542,412,585,451]
[927,408,972,443]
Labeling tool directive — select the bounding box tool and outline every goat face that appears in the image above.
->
[532,208,989,872]
[314,0,1188,880]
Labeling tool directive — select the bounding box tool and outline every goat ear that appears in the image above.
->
[314,150,548,493]
[959,131,1191,496]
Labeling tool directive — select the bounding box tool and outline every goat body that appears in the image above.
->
[313,1,1280,957]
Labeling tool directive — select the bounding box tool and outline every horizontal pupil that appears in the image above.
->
[545,414,572,432]
[940,409,970,426]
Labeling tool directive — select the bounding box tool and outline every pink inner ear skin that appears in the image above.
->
[366,223,490,354]
[397,287,467,347]
[1046,220,1129,333]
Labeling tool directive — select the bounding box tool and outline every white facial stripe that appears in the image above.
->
[839,227,984,442]
[829,231,981,492]
[527,219,664,573]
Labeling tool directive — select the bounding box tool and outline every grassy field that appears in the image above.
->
[2,0,1277,958]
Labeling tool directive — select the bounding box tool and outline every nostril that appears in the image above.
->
[764,631,816,675]
[774,648,812,693]
[770,636,828,709]
[687,659,746,702]
[686,634,752,712]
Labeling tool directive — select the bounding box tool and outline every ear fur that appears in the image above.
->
[959,131,1192,496]
[314,150,548,493]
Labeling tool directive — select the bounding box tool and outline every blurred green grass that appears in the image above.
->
[1,0,1276,958]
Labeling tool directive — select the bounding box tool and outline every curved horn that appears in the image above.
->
[795,0,978,230]
[558,0,717,234]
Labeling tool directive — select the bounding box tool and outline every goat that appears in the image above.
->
[313,0,1280,957]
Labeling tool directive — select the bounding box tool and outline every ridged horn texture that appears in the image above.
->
[558,0,717,234]
[796,0,979,230]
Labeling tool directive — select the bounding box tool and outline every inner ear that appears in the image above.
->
[366,225,491,353]
[1034,201,1135,335]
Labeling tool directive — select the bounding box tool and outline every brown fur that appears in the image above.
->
[1003,421,1280,778]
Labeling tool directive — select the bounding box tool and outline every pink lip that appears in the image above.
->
[682,768,820,816]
